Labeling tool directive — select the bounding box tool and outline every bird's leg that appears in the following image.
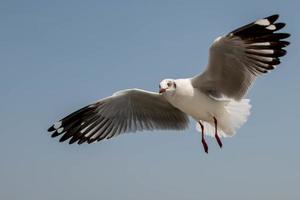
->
[198,121,208,153]
[213,117,222,148]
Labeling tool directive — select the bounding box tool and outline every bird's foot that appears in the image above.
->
[213,117,223,148]
[199,121,208,153]
[215,133,222,148]
[202,138,208,153]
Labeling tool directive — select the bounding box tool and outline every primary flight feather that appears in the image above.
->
[48,14,290,153]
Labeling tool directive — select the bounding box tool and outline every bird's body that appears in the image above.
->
[162,78,250,137]
[48,14,290,153]
[163,79,220,125]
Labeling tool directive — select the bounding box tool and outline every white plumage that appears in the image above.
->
[48,14,290,153]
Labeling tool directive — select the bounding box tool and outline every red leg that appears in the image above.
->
[198,121,208,153]
[213,117,223,148]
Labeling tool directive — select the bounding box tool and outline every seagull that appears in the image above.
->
[48,14,290,153]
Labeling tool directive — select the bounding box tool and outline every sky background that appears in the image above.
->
[1,0,300,199]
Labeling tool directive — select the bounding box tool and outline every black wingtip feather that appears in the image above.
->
[275,49,287,57]
[48,126,55,132]
[281,41,290,47]
[273,23,286,31]
[228,14,287,40]
[51,131,62,138]
[69,136,79,144]
[78,137,88,145]
[87,139,94,144]
[248,33,290,43]
[246,41,290,50]
[265,14,279,24]
[246,49,287,58]
[59,134,72,143]
[269,58,281,65]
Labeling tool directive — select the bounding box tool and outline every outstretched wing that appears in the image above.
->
[48,89,189,144]
[191,14,290,100]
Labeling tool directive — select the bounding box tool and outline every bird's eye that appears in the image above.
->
[167,82,172,87]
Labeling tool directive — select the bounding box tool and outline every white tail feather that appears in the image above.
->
[196,99,251,138]
[223,99,251,136]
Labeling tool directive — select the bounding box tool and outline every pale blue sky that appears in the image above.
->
[1,1,300,200]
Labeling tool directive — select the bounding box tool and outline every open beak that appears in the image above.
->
[159,88,166,94]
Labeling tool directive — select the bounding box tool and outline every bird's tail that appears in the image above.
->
[222,99,251,136]
[196,99,251,138]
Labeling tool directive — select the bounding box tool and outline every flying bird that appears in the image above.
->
[48,14,290,153]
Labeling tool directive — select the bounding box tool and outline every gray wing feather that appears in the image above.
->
[191,14,290,100]
[48,89,189,144]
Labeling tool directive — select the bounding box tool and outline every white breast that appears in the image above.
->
[163,79,222,122]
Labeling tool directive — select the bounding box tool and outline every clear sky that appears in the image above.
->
[1,0,299,199]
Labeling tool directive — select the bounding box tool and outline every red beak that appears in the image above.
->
[159,88,166,94]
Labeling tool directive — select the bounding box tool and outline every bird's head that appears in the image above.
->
[159,79,177,95]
